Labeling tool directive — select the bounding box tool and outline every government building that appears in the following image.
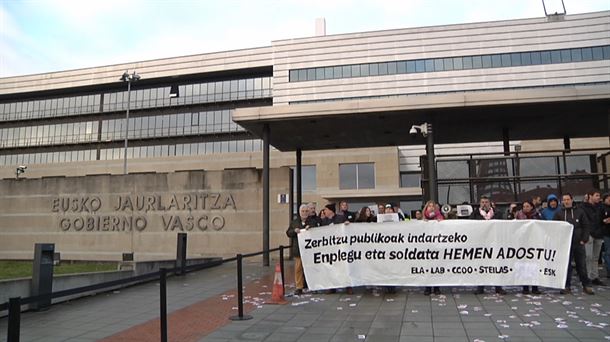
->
[0,11,608,261]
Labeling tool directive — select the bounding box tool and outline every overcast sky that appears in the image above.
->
[1,0,608,77]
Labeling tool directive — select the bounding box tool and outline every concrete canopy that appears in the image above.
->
[233,85,610,151]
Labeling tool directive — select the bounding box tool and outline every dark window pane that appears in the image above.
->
[603,45,610,59]
[333,66,343,78]
[307,68,315,80]
[443,58,453,71]
[510,53,521,66]
[425,59,434,72]
[521,52,532,65]
[434,58,444,71]
[342,65,352,78]
[530,51,542,65]
[406,61,416,73]
[315,68,325,80]
[475,158,514,177]
[400,172,420,187]
[387,62,397,74]
[474,181,515,203]
[297,69,307,81]
[565,155,591,174]
[500,54,511,67]
[340,164,357,189]
[481,55,492,68]
[396,61,407,73]
[439,184,470,204]
[415,60,425,72]
[351,65,361,77]
[560,49,571,62]
[518,180,559,202]
[540,51,551,64]
[452,57,463,70]
[571,48,582,62]
[592,47,603,60]
[357,163,375,189]
[519,157,558,176]
[369,63,379,76]
[581,47,593,61]
[437,160,469,179]
[492,54,502,68]
[360,64,369,77]
[378,63,388,75]
[324,66,334,79]
[550,50,561,63]
[462,56,473,69]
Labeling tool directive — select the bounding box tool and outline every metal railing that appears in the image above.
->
[2,245,287,342]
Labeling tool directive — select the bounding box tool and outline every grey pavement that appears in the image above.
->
[201,265,610,342]
[1,260,609,342]
[0,260,273,342]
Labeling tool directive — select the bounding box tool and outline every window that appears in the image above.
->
[400,172,421,188]
[292,165,317,192]
[339,163,375,189]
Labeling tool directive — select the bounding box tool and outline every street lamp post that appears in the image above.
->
[410,122,437,202]
[120,71,140,175]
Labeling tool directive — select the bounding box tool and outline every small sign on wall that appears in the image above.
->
[277,193,289,204]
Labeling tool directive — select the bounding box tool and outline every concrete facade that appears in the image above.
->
[0,169,290,261]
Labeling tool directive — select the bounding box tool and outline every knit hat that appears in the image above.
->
[324,203,336,213]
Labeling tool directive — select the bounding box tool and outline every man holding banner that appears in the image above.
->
[286,204,319,295]
[553,193,595,295]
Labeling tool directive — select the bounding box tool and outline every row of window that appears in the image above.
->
[0,109,248,149]
[0,121,99,148]
[101,110,243,141]
[289,45,610,82]
[436,154,596,204]
[436,155,592,180]
[99,139,264,160]
[0,77,272,123]
[0,149,98,166]
[102,77,272,112]
[0,95,101,123]
[0,139,265,166]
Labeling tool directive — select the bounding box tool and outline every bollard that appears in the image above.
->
[279,245,285,295]
[176,233,187,276]
[32,243,54,311]
[7,297,21,342]
[229,254,252,321]
[159,268,168,342]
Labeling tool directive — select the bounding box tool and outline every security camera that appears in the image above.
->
[409,123,428,137]
[16,165,27,179]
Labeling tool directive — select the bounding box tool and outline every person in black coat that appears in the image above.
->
[581,190,606,285]
[471,196,507,295]
[553,193,594,295]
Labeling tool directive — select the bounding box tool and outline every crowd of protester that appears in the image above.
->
[286,190,610,296]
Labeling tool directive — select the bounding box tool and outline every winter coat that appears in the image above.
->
[581,202,604,239]
[541,194,561,220]
[286,216,318,257]
[516,209,541,220]
[553,206,590,245]
[471,207,503,220]
[603,204,610,237]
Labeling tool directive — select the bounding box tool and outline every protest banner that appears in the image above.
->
[297,220,572,290]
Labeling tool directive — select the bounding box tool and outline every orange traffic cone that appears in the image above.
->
[266,262,287,305]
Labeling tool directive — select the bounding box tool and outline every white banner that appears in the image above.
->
[297,220,572,290]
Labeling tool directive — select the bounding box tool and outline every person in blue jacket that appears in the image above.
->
[541,194,561,220]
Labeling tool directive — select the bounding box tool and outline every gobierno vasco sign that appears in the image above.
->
[51,193,236,232]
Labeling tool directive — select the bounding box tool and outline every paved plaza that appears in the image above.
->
[1,260,609,342]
